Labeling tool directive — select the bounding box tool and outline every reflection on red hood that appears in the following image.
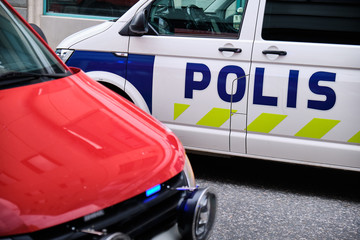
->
[0,68,184,236]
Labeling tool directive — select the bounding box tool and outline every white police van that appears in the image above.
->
[56,0,360,171]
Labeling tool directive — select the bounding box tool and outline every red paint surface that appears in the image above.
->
[0,69,185,236]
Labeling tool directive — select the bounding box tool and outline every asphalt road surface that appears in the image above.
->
[188,153,360,240]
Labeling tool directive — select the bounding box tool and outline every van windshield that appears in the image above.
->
[0,2,69,89]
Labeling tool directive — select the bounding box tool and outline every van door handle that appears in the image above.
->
[262,50,287,56]
[219,47,242,53]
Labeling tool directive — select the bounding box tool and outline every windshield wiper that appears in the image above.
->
[0,71,71,89]
[0,71,70,80]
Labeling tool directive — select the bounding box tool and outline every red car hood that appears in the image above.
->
[0,68,185,236]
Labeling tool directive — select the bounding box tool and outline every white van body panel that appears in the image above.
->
[71,22,129,52]
[247,0,360,168]
[57,21,114,49]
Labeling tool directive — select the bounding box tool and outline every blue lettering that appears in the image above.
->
[218,66,246,103]
[308,72,336,110]
[287,70,299,108]
[253,68,277,106]
[184,64,336,111]
[185,63,211,99]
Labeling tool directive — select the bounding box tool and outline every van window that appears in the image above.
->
[148,0,247,38]
[262,0,360,45]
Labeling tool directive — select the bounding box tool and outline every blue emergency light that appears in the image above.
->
[146,184,161,197]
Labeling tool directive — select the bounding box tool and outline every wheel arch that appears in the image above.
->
[86,71,150,114]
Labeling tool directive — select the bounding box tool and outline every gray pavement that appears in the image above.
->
[189,154,360,240]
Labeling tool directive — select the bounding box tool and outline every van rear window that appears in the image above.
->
[262,0,360,45]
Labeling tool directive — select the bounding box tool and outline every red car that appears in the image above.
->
[0,1,216,239]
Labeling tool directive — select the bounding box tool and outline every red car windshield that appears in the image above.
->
[0,1,69,89]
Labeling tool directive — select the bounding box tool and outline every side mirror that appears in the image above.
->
[29,23,48,43]
[129,9,149,35]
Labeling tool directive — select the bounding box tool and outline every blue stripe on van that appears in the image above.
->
[66,51,154,113]
[66,51,127,78]
[127,54,155,113]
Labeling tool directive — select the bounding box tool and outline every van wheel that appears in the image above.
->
[98,81,133,103]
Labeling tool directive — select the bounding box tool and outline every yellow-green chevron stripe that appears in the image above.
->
[197,108,237,127]
[174,103,190,120]
[295,118,340,139]
[173,105,357,143]
[348,131,360,144]
[246,113,287,133]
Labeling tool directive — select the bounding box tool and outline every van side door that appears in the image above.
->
[248,0,360,169]
[125,0,257,153]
